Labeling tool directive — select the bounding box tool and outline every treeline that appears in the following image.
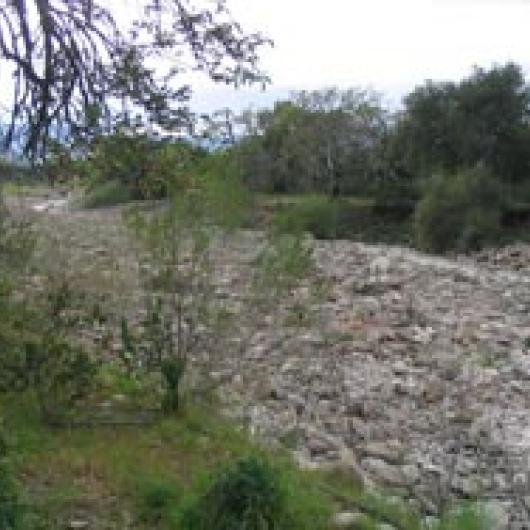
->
[14,62,530,252]
[226,63,530,251]
[234,63,530,194]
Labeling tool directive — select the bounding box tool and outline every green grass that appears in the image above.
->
[81,180,132,209]
[255,193,413,244]
[1,181,54,198]
[0,391,492,529]
[257,192,373,210]
[257,190,530,249]
[0,393,338,529]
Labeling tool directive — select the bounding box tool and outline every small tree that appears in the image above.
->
[125,163,247,410]
[124,152,320,411]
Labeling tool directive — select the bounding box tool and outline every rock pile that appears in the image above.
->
[212,239,530,527]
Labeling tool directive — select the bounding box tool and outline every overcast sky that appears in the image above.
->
[188,0,530,112]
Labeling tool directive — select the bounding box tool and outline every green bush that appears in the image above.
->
[269,195,413,244]
[81,179,132,209]
[137,476,181,524]
[255,232,314,300]
[0,190,35,269]
[371,179,419,221]
[0,277,97,417]
[273,196,340,239]
[414,167,504,253]
[179,457,292,530]
[82,133,205,202]
[436,504,487,530]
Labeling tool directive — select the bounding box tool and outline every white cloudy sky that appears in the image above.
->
[186,0,530,111]
[2,0,527,114]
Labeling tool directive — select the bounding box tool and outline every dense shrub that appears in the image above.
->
[161,358,186,413]
[414,167,504,253]
[137,476,181,525]
[501,180,530,233]
[0,191,35,269]
[0,290,97,415]
[395,63,530,184]
[179,457,291,530]
[269,195,414,244]
[177,456,333,530]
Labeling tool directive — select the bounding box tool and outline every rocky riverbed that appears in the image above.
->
[24,196,530,528]
[210,237,530,528]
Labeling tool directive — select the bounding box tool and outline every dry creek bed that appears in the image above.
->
[25,196,530,529]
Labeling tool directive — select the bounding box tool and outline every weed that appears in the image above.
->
[137,476,181,524]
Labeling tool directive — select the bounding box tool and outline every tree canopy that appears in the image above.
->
[395,63,530,182]
[235,88,387,195]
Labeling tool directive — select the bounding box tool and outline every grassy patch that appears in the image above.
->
[1,180,57,198]
[1,392,490,529]
[257,193,413,244]
[1,393,339,529]
[81,180,132,209]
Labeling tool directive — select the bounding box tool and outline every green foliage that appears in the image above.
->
[161,358,186,413]
[273,196,340,239]
[258,194,414,245]
[29,337,97,415]
[414,167,504,253]
[82,180,132,209]
[0,314,97,415]
[178,457,292,530]
[232,63,530,244]
[255,232,314,300]
[236,88,387,195]
[396,63,530,183]
[0,422,23,530]
[177,455,334,530]
[435,504,487,530]
[194,151,252,231]
[0,191,35,270]
[82,133,204,202]
[371,180,419,221]
[137,476,181,525]
[0,271,97,418]
[124,166,251,409]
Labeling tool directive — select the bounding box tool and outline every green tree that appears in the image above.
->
[395,63,530,182]
[236,88,387,195]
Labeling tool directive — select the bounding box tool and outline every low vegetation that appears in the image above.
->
[1,391,491,530]
[0,1,528,527]
[52,63,529,253]
[0,180,494,529]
